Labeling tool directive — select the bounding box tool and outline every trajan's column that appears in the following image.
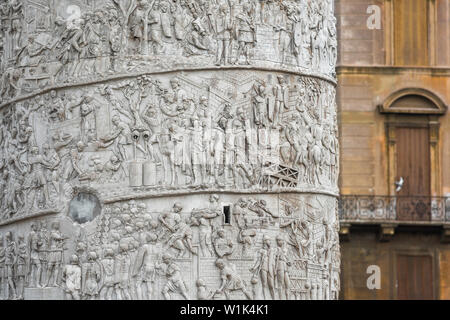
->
[0,0,339,300]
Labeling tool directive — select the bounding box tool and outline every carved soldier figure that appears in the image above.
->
[233,198,257,256]
[272,76,289,129]
[28,223,42,287]
[215,258,252,300]
[170,119,188,186]
[107,9,123,71]
[38,222,49,287]
[250,235,276,300]
[5,231,16,299]
[24,146,52,210]
[214,5,233,65]
[132,232,159,300]
[15,235,27,300]
[170,0,185,41]
[46,222,65,287]
[99,248,115,300]
[82,251,102,300]
[160,253,189,300]
[80,95,97,143]
[114,242,132,300]
[191,199,220,257]
[234,3,256,65]
[248,199,279,222]
[159,202,182,241]
[106,115,133,162]
[16,35,46,67]
[165,213,196,258]
[252,83,269,128]
[196,96,213,182]
[211,104,230,186]
[310,123,323,185]
[42,143,60,197]
[0,235,5,299]
[185,19,210,55]
[7,0,23,55]
[62,254,82,300]
[213,228,234,259]
[196,279,214,300]
[148,2,163,54]
[129,0,147,53]
[159,1,174,41]
[275,234,291,300]
[190,118,206,187]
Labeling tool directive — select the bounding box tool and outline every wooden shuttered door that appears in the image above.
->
[394,0,429,66]
[396,127,431,221]
[397,255,434,300]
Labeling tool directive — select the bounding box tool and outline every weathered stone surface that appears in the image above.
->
[0,0,339,300]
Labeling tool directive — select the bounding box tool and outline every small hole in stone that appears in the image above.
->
[223,205,231,224]
[69,193,101,224]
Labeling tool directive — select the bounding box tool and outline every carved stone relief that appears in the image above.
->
[0,0,337,105]
[0,193,340,300]
[0,0,339,300]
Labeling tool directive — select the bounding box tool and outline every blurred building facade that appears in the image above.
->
[336,0,450,299]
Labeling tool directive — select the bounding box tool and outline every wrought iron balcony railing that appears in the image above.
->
[339,195,450,223]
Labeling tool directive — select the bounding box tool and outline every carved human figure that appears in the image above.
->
[190,118,206,186]
[129,0,148,53]
[159,202,182,241]
[62,141,86,183]
[211,105,229,187]
[7,0,23,54]
[191,208,219,257]
[248,199,279,223]
[272,76,289,129]
[165,213,196,258]
[15,235,27,300]
[158,125,176,187]
[276,4,294,65]
[275,234,291,300]
[62,254,82,300]
[196,279,214,300]
[310,123,323,185]
[233,198,257,256]
[24,146,52,210]
[215,258,252,300]
[132,232,159,300]
[234,3,256,65]
[143,3,159,54]
[82,251,102,300]
[114,242,132,300]
[214,5,233,65]
[36,222,50,287]
[213,228,234,259]
[0,235,5,299]
[5,231,16,299]
[170,120,187,186]
[108,9,123,71]
[160,253,189,300]
[185,19,210,55]
[252,83,269,128]
[42,143,61,196]
[46,221,65,287]
[171,0,185,41]
[250,235,276,300]
[27,223,43,288]
[79,95,98,143]
[99,248,115,300]
[16,34,46,67]
[105,115,132,161]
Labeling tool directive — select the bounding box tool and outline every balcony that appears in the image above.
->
[338,195,450,241]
